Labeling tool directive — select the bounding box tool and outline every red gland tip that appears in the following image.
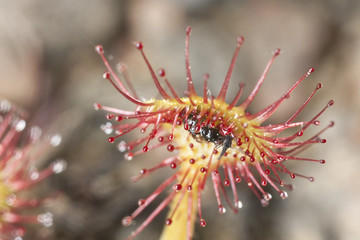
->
[186,26,192,34]
[329,121,335,127]
[93,103,102,110]
[158,68,166,77]
[165,218,172,226]
[237,36,245,45]
[103,71,111,80]
[122,216,133,226]
[167,144,175,152]
[138,199,145,206]
[218,205,226,214]
[140,168,148,175]
[274,48,281,56]
[328,100,334,106]
[135,41,143,50]
[106,114,114,120]
[307,67,315,75]
[173,183,182,191]
[95,45,104,54]
[200,219,206,227]
[319,159,326,164]
[203,72,210,79]
[317,83,322,89]
[108,137,115,143]
[279,191,288,200]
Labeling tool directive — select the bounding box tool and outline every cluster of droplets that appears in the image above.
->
[0,100,66,238]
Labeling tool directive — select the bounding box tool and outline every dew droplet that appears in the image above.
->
[200,219,206,227]
[101,122,113,135]
[5,193,16,206]
[235,200,243,209]
[165,218,172,226]
[124,152,133,161]
[93,103,101,110]
[122,216,133,226]
[237,36,244,44]
[170,162,177,169]
[103,72,111,80]
[135,41,143,50]
[37,212,53,227]
[30,126,42,141]
[52,159,67,174]
[260,199,269,207]
[140,169,147,175]
[167,144,175,152]
[279,191,288,200]
[95,45,104,54]
[29,168,40,180]
[306,67,315,76]
[137,199,145,206]
[0,100,11,112]
[173,183,182,192]
[158,68,166,77]
[263,193,272,201]
[117,141,127,152]
[218,205,226,214]
[106,113,114,120]
[50,134,62,147]
[14,119,26,132]
[274,48,281,56]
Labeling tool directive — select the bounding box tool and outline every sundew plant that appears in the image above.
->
[0,100,66,239]
[95,26,333,240]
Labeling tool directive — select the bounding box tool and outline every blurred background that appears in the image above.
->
[0,0,359,239]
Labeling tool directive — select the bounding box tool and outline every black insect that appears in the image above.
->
[184,112,233,159]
